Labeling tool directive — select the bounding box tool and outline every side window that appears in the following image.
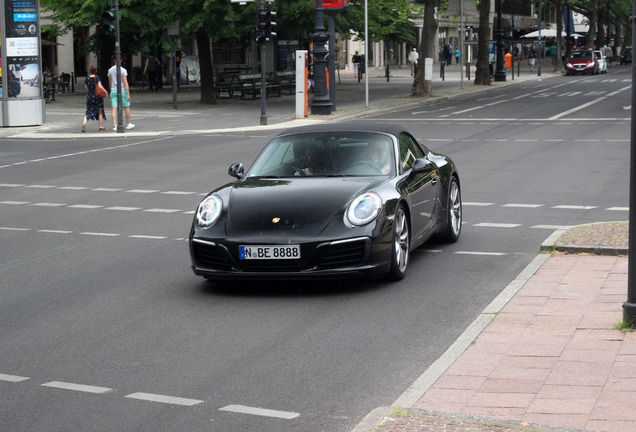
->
[398,133,425,172]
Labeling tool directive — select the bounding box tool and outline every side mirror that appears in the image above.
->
[228,162,244,179]
[411,158,434,175]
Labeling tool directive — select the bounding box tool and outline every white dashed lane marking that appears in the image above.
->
[124,392,203,406]
[42,381,113,394]
[0,374,30,382]
[219,404,300,419]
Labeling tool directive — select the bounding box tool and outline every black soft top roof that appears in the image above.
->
[275,122,409,139]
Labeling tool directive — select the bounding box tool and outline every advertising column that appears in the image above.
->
[1,0,45,126]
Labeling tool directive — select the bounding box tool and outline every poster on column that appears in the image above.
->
[4,0,41,99]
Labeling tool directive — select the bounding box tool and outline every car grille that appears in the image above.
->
[238,260,304,272]
[317,239,367,269]
[191,240,233,271]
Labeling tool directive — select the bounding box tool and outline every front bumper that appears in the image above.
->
[190,235,392,280]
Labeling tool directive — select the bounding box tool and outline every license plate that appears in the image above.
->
[239,245,300,260]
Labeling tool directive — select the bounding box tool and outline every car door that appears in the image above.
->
[397,133,439,239]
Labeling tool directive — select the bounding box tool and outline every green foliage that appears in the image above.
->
[339,0,419,44]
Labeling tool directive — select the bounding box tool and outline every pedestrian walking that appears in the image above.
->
[443,44,452,66]
[603,45,613,67]
[527,47,537,72]
[143,54,160,92]
[108,57,135,131]
[81,65,106,132]
[454,48,460,64]
[408,48,419,76]
[175,50,182,91]
[352,51,361,77]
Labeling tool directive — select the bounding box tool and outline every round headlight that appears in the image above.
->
[196,195,223,228]
[346,193,382,226]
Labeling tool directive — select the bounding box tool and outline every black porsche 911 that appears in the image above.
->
[189,123,461,281]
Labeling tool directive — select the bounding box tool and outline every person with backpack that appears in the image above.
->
[144,54,160,92]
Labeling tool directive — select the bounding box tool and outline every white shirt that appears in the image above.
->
[107,65,128,92]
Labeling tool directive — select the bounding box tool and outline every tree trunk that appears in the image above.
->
[412,0,439,97]
[473,0,491,85]
[196,30,216,105]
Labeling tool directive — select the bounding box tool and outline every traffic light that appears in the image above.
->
[265,11,276,41]
[102,8,116,34]
[255,8,276,44]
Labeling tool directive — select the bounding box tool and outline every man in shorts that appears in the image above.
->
[107,57,135,131]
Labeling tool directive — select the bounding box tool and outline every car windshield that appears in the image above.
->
[247,132,396,177]
[571,51,592,59]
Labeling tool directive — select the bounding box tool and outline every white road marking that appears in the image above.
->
[548,96,607,120]
[607,207,629,211]
[129,235,167,239]
[144,208,181,213]
[219,404,300,419]
[41,381,113,394]
[0,227,31,231]
[68,204,103,209]
[473,223,521,228]
[552,205,597,210]
[463,202,494,206]
[105,206,141,211]
[26,185,56,189]
[162,191,198,195]
[80,232,121,237]
[0,201,29,205]
[124,392,203,406]
[30,202,66,207]
[126,189,159,194]
[58,186,89,190]
[38,230,73,234]
[92,188,123,192]
[0,374,30,382]
[0,183,24,187]
[502,203,543,208]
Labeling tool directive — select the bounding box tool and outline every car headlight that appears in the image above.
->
[196,195,223,228]
[346,193,382,226]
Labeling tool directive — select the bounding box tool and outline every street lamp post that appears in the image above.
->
[310,0,332,115]
[494,0,506,81]
[538,0,542,77]
[623,3,636,327]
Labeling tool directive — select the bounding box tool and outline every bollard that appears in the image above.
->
[186,66,189,85]
[440,62,444,81]
[71,72,75,92]
[466,62,470,81]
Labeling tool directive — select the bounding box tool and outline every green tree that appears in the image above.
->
[473,0,491,85]
[412,0,440,96]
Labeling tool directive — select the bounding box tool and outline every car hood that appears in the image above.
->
[226,177,379,228]
[568,57,594,65]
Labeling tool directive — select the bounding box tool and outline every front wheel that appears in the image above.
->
[386,206,410,281]
[442,176,462,242]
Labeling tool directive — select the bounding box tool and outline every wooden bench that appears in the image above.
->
[215,73,240,98]
[274,71,296,95]
[238,73,281,99]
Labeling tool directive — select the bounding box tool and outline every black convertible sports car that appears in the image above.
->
[189,123,461,281]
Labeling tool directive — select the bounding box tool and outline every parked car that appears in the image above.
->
[593,50,607,73]
[565,51,599,75]
[189,123,462,281]
[620,47,632,65]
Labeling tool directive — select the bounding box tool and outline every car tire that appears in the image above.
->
[442,176,462,242]
[386,205,410,281]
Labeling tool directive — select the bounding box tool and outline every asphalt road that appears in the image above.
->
[0,67,630,432]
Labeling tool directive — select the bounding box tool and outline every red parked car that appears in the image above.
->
[565,51,599,75]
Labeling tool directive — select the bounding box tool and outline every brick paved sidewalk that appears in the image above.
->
[353,222,634,432]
